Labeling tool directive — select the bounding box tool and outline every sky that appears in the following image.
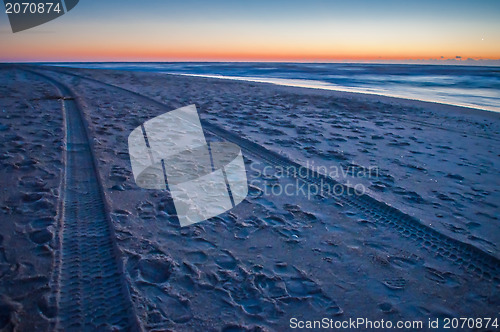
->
[1,0,500,62]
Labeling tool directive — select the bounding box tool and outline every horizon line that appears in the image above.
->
[2,59,500,67]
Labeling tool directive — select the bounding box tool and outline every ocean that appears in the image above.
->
[47,62,500,113]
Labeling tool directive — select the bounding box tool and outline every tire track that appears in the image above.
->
[206,124,500,282]
[39,68,500,282]
[23,69,141,331]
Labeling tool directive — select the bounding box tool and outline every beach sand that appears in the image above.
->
[0,64,499,331]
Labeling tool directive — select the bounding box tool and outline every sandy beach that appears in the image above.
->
[0,64,499,331]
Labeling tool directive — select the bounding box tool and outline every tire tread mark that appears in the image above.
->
[23,69,141,331]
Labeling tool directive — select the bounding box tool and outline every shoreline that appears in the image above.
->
[35,64,499,120]
[169,72,500,115]
[24,62,500,115]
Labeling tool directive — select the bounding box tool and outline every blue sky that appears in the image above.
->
[1,0,499,62]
